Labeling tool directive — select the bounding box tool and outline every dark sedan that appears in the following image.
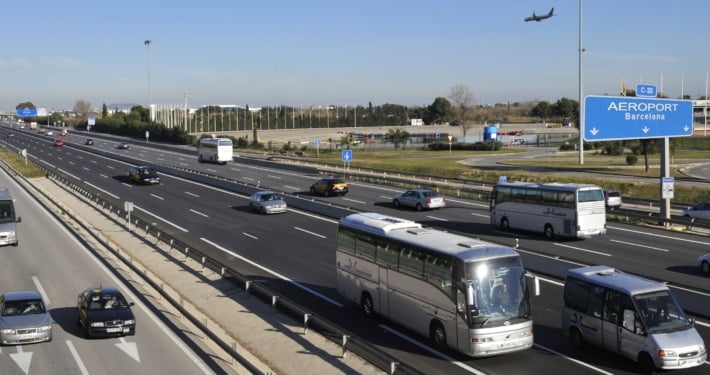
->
[129,166,161,185]
[77,287,135,338]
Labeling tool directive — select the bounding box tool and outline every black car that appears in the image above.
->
[77,287,135,338]
[84,138,94,145]
[117,141,129,149]
[128,166,161,185]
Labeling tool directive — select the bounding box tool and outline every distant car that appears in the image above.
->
[77,287,135,338]
[38,128,45,134]
[117,141,129,149]
[0,290,53,345]
[392,189,446,211]
[698,254,710,275]
[310,178,348,197]
[603,190,622,209]
[84,138,94,145]
[683,201,710,220]
[249,191,288,214]
[46,130,54,136]
[128,166,160,185]
[53,139,64,147]
[59,129,67,136]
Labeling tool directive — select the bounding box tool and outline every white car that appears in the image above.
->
[392,189,446,211]
[683,202,710,220]
[698,254,710,275]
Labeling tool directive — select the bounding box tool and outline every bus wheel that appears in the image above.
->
[361,293,374,317]
[638,352,657,374]
[430,321,446,348]
[569,328,584,349]
[544,224,554,240]
[501,217,510,230]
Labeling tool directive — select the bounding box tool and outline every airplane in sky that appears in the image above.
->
[524,8,554,22]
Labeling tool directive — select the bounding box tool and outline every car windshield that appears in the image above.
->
[634,291,692,334]
[0,202,15,223]
[262,194,281,201]
[2,299,46,316]
[89,294,129,310]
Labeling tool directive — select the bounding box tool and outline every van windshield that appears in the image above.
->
[0,202,14,223]
[634,291,692,333]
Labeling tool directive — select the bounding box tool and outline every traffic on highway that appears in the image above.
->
[1,124,709,375]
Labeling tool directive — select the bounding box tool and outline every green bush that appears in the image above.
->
[625,155,638,165]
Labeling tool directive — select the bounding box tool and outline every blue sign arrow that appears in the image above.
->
[341,149,353,162]
[584,95,693,141]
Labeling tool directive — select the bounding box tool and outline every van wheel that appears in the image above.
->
[544,224,554,240]
[501,217,510,230]
[569,328,584,349]
[430,321,446,348]
[638,352,656,374]
[702,260,710,274]
[361,293,374,318]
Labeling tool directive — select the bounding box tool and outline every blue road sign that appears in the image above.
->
[584,95,693,141]
[341,149,353,162]
[315,139,321,146]
[636,84,657,97]
[16,107,37,117]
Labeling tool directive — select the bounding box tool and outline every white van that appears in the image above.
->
[562,265,706,373]
[0,188,21,246]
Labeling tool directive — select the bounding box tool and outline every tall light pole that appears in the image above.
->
[578,0,585,164]
[144,40,153,112]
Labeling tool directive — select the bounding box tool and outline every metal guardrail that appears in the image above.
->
[1,149,422,375]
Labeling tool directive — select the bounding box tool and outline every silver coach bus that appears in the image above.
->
[562,265,706,373]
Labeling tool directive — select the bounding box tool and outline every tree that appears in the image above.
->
[424,97,454,125]
[447,84,474,137]
[102,103,108,118]
[552,97,578,126]
[530,101,552,123]
[74,100,92,118]
[385,128,410,150]
[16,102,36,110]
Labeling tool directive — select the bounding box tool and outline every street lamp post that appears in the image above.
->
[144,40,152,117]
[578,0,585,165]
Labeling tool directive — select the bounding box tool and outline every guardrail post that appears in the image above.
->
[155,232,161,245]
[184,247,190,262]
[271,295,279,310]
[341,334,350,358]
[169,239,174,253]
[390,362,400,375]
[303,313,310,335]
[245,280,251,296]
[201,256,206,272]
[145,225,149,235]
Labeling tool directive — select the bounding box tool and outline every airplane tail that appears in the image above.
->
[549,8,554,16]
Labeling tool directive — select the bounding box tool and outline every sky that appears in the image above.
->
[1,1,709,112]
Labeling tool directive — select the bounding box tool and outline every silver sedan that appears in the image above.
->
[0,291,53,345]
[249,191,288,214]
[392,189,446,211]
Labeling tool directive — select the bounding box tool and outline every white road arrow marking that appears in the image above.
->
[10,345,33,375]
[116,337,141,362]
[589,127,599,136]
[642,126,650,133]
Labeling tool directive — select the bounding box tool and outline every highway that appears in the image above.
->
[0,166,221,374]
[2,125,709,374]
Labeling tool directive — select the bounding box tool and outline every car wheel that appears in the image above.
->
[702,260,710,274]
[324,189,330,197]
[393,199,400,208]
[544,224,554,240]
[361,293,374,318]
[430,320,447,349]
[501,217,510,230]
[638,352,656,374]
[310,186,316,195]
[415,203,423,211]
[261,207,267,215]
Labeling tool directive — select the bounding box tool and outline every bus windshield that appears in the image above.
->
[465,256,530,326]
[634,291,692,334]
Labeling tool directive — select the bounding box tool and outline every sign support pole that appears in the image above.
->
[660,137,671,226]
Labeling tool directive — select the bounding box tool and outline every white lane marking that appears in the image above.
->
[230,167,242,172]
[39,159,56,168]
[84,181,120,199]
[609,225,710,245]
[82,167,90,171]
[150,193,164,200]
[379,324,487,375]
[66,341,90,375]
[472,212,488,218]
[342,197,366,204]
[58,168,81,180]
[284,185,300,190]
[134,205,189,232]
[189,208,209,218]
[294,226,327,239]
[243,177,255,181]
[553,243,611,256]
[122,182,133,188]
[90,160,97,164]
[100,173,108,178]
[267,175,282,179]
[179,162,189,166]
[610,239,669,252]
[201,237,343,307]
[206,168,217,173]
[534,344,614,375]
[184,191,200,198]
[106,165,115,169]
[242,232,258,240]
[426,215,448,221]
[32,276,50,306]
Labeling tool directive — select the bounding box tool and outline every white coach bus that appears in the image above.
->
[490,182,607,239]
[198,137,233,164]
[336,212,539,357]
